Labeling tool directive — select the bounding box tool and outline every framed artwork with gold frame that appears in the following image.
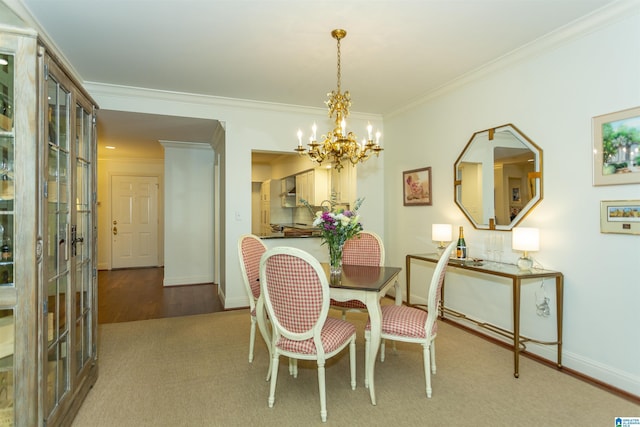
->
[403,167,432,206]
[593,106,640,186]
[600,200,640,235]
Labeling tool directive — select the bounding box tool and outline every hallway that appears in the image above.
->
[98,268,225,324]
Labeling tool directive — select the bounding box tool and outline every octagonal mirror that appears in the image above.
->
[454,124,543,231]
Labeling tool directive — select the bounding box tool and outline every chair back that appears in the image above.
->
[343,231,384,266]
[260,247,330,354]
[238,234,267,309]
[425,241,456,336]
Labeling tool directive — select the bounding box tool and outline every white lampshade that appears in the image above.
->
[512,227,540,252]
[432,224,453,243]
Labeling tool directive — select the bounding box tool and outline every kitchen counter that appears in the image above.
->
[259,223,322,239]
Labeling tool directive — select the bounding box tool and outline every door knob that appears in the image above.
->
[112,226,117,235]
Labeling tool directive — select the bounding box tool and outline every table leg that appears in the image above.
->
[405,255,412,306]
[394,278,402,306]
[365,292,381,406]
[513,279,521,378]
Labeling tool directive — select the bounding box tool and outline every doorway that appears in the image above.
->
[111,175,159,268]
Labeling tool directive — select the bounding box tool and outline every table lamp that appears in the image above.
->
[432,224,453,255]
[512,227,539,271]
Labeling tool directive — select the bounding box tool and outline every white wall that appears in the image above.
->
[384,3,640,395]
[163,142,214,286]
[87,84,385,309]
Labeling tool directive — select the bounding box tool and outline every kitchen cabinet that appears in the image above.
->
[0,21,98,427]
[296,169,329,207]
[330,164,357,205]
[260,180,271,235]
[280,176,296,208]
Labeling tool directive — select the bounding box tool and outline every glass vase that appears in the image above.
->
[329,242,344,276]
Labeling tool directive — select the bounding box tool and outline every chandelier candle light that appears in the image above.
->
[295,29,383,171]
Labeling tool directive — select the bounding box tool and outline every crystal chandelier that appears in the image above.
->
[295,29,383,171]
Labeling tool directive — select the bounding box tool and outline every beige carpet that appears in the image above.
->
[71,308,638,426]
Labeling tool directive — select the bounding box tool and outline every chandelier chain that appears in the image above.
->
[336,37,341,94]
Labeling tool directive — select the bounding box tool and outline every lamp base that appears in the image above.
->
[516,256,534,271]
[436,244,447,257]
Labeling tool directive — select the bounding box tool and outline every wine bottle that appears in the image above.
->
[456,226,467,259]
[1,237,10,261]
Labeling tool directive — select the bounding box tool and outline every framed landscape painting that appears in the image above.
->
[600,200,640,235]
[593,106,640,186]
[403,167,432,206]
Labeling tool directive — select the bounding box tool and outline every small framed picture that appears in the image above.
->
[511,187,521,202]
[600,200,640,235]
[403,167,432,206]
[593,106,640,186]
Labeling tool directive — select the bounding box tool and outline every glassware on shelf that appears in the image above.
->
[484,232,504,265]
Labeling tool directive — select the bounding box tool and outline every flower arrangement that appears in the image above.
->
[301,195,364,274]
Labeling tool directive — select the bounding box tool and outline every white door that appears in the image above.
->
[111,175,159,268]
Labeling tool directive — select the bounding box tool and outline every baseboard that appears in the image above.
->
[163,275,212,286]
[222,294,250,309]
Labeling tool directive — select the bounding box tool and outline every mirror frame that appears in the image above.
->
[453,124,543,231]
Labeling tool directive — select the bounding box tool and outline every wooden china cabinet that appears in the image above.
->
[0,16,98,427]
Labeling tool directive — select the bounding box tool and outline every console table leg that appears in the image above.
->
[513,279,521,378]
[556,275,564,368]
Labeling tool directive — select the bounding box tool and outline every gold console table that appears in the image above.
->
[406,253,563,378]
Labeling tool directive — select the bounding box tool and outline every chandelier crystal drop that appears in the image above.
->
[295,29,383,171]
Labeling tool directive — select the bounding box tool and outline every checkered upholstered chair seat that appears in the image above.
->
[276,317,356,354]
[260,247,356,423]
[370,304,437,339]
[364,240,456,399]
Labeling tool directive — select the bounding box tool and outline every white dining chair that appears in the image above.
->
[260,246,356,423]
[364,240,456,398]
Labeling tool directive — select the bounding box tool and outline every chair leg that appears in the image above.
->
[430,340,437,375]
[341,309,347,321]
[249,316,256,363]
[349,337,356,390]
[289,358,298,378]
[423,343,432,398]
[317,361,327,422]
[380,339,386,362]
[364,330,370,388]
[268,353,280,408]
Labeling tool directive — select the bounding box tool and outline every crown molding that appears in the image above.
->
[84,81,382,121]
[159,140,213,150]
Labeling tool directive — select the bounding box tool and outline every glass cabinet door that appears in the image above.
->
[0,50,15,425]
[73,101,94,376]
[42,55,97,426]
[45,66,72,419]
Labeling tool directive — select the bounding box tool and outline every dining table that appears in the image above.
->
[256,263,402,406]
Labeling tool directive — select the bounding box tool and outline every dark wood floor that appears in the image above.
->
[98,267,226,324]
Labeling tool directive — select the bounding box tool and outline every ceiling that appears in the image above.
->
[14,0,618,160]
